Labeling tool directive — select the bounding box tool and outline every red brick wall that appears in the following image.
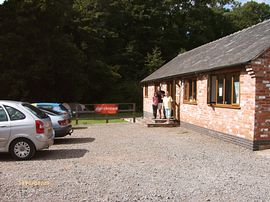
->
[143,70,256,141]
[179,71,256,141]
[251,49,270,142]
[143,85,155,118]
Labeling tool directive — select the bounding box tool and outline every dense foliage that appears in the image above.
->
[1,0,270,109]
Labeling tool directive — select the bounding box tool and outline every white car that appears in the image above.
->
[0,101,54,160]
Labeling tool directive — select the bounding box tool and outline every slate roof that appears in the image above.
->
[142,19,270,83]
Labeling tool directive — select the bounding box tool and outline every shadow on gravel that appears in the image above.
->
[0,153,12,161]
[54,137,95,145]
[34,149,89,160]
[72,126,88,130]
[0,149,89,161]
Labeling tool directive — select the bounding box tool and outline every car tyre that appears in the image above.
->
[10,138,36,160]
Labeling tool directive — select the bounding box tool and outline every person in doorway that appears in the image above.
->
[152,92,158,119]
[163,91,173,123]
[156,86,165,119]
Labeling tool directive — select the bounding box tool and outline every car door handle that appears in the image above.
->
[0,126,8,128]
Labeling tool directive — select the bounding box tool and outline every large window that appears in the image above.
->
[184,78,197,104]
[208,73,240,107]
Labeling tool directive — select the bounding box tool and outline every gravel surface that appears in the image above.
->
[1,122,270,202]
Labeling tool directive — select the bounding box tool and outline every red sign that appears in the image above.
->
[95,104,118,114]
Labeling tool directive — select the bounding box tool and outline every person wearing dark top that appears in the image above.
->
[156,86,165,119]
[152,92,159,119]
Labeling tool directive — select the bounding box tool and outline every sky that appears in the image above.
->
[0,0,270,5]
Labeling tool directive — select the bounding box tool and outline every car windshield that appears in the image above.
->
[22,103,48,119]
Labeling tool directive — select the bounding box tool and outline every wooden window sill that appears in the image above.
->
[208,104,240,109]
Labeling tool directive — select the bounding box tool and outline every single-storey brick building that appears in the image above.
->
[141,20,270,150]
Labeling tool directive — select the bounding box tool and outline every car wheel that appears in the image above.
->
[10,138,36,160]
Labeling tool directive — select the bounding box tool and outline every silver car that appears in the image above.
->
[0,101,54,160]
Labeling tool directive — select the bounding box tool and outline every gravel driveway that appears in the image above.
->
[1,122,270,202]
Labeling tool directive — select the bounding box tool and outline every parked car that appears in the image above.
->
[0,101,54,160]
[62,103,73,115]
[39,108,72,138]
[64,103,86,115]
[32,103,72,118]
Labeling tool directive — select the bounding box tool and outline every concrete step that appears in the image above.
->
[154,118,176,123]
[147,122,180,128]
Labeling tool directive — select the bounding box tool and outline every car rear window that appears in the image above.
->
[39,107,62,115]
[22,103,48,119]
[38,105,53,110]
[40,109,60,116]
[52,106,61,111]
[60,104,68,111]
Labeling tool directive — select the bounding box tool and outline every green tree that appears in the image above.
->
[229,1,270,30]
[2,0,269,110]
[0,0,87,102]
[145,47,165,74]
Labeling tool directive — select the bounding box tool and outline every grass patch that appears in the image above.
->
[75,112,142,119]
[71,119,127,125]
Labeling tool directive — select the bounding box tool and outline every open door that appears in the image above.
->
[166,81,177,120]
[174,80,180,121]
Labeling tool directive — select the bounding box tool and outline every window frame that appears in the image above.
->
[183,78,197,104]
[154,83,159,93]
[144,84,148,98]
[208,72,240,109]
